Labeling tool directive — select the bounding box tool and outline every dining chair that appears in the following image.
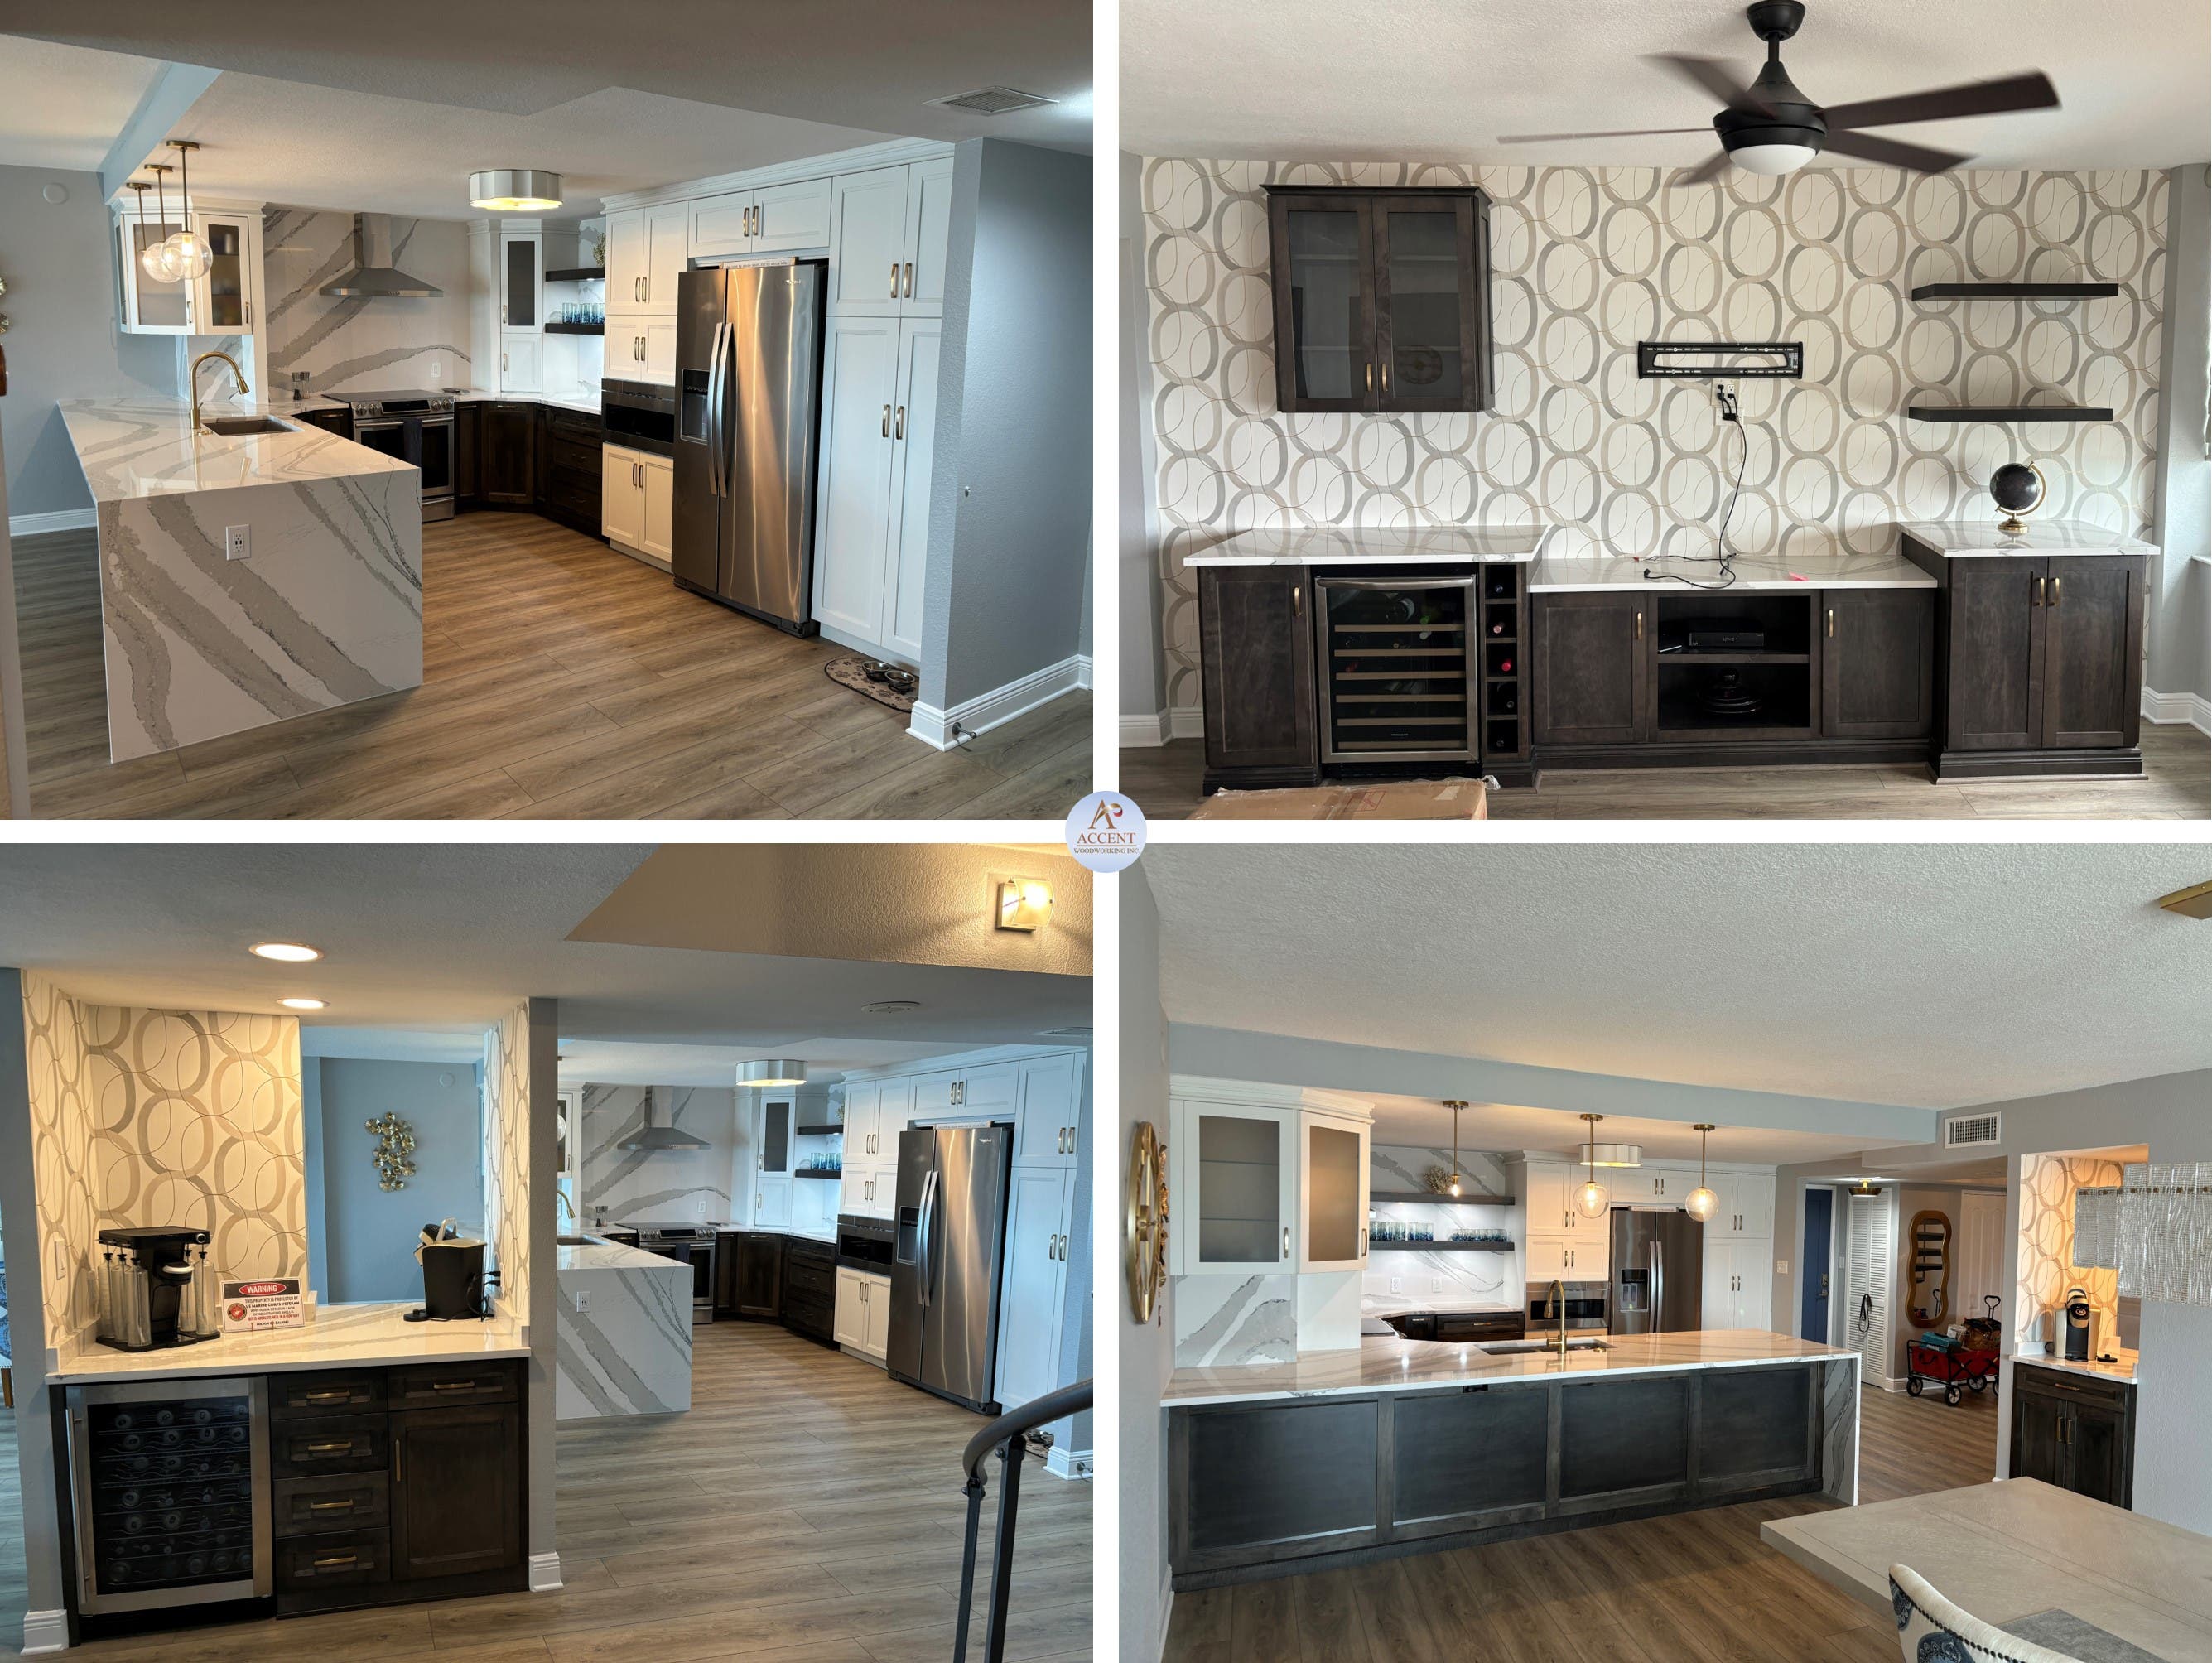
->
[1889,1564,2084,1663]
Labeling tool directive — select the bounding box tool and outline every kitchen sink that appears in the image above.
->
[1479,1339,1611,1355]
[199,415,292,436]
[557,1234,600,1246]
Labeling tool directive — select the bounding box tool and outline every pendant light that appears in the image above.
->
[1685,1124,1719,1223]
[160,141,213,282]
[1574,1113,1611,1219]
[140,164,182,282]
[1444,1100,1467,1197]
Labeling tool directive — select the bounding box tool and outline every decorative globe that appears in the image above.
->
[1990,463,2042,513]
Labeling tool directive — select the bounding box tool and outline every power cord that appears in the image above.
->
[1643,380,1746,591]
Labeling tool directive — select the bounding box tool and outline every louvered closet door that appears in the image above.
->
[1843,1191,1892,1388]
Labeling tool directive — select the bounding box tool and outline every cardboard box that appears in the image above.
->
[1190,778,1490,822]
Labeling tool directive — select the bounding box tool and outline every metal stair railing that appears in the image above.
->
[952,1377,1092,1663]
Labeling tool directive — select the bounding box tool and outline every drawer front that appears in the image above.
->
[272,1371,386,1420]
[389,1361,517,1410]
[2020,1366,2130,1408]
[275,1472,390,1538]
[273,1414,388,1477]
[546,432,603,475]
[546,407,603,442]
[785,1259,836,1299]
[275,1527,391,1592]
[783,1294,835,1341]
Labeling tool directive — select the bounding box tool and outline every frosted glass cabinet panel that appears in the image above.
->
[1301,1114,1371,1272]
[1173,1101,1295,1275]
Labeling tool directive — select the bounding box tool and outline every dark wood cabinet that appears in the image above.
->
[716,1231,785,1320]
[1821,589,1935,739]
[390,1401,524,1581]
[1943,560,2045,750]
[2041,556,2141,750]
[2009,1365,2134,1509]
[1532,592,1653,746]
[295,405,354,437]
[1264,186,1492,415]
[535,405,605,538]
[476,402,537,508]
[782,1236,837,1346]
[454,399,480,506]
[1199,566,1319,789]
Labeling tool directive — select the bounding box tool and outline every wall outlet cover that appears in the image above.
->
[224,524,249,560]
[574,1289,590,1313]
[1776,1259,1788,1275]
[1387,1275,1402,1294]
[429,359,443,381]
[1431,1276,1444,1293]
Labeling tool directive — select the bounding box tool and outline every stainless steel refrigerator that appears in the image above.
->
[1611,1207,1704,1334]
[672,258,826,634]
[888,1124,1013,1415]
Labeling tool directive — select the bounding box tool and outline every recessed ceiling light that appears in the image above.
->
[861,1000,923,1015]
[279,998,326,1011]
[249,942,321,962]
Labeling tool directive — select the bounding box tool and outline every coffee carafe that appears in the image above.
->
[95,1227,214,1350]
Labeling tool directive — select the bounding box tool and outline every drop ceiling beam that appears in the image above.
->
[97,61,221,202]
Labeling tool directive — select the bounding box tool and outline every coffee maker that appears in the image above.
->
[406,1221,490,1322]
[95,1226,221,1350]
[2062,1285,2094,1362]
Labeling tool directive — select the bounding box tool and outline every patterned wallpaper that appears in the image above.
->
[1139,159,2170,712]
[482,1005,533,1313]
[262,209,473,397]
[579,1085,739,1224]
[22,976,98,1342]
[2017,1153,2123,1348]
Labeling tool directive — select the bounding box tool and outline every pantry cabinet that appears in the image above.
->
[1701,1239,1771,1330]
[827,158,954,317]
[812,315,940,660]
[998,1166,1077,1410]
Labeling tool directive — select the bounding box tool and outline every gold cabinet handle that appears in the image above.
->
[891,261,900,298]
[1827,607,1836,639]
[1292,586,1303,617]
[308,1498,355,1511]
[2050,576,2060,607]
[2034,576,2045,607]
[429,1380,477,1392]
[301,1389,350,1405]
[1635,610,1644,641]
[881,403,892,438]
[1365,363,1375,398]
[904,261,914,298]
[312,1554,360,1570]
[1381,359,1390,397]
[303,1440,354,1455]
[894,404,906,440]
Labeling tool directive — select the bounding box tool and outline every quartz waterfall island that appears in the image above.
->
[59,399,423,763]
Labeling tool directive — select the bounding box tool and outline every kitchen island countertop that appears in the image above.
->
[48,1302,526,1384]
[60,398,413,504]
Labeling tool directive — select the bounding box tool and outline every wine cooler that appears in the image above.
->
[67,1377,272,1615]
[1315,575,1480,765]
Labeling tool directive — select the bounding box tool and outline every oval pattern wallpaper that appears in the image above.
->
[1139,159,2169,713]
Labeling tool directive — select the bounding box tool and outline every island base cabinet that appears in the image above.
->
[1172,1397,1381,1574]
[1557,1376,1689,1514]
[1390,1386,1549,1540]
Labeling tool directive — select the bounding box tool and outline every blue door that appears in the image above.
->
[1800,1186,1834,1342]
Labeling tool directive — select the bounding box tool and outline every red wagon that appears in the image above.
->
[1906,1332,1999,1405]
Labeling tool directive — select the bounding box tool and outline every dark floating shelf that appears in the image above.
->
[793,1169,843,1180]
[1906,405,2113,423]
[1910,282,2121,301]
[545,266,606,282]
[1371,1189,1514,1207]
[1370,1240,1514,1253]
[544,321,604,335]
[795,1123,842,1137]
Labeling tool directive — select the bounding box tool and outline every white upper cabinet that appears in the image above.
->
[605,208,648,308]
[1014,1053,1081,1167]
[643,203,687,313]
[190,205,262,335]
[903,155,955,311]
[1298,1111,1371,1274]
[687,192,753,260]
[115,204,194,335]
[829,166,913,316]
[841,1080,881,1159]
[1171,1097,1296,1277]
[754,176,834,253]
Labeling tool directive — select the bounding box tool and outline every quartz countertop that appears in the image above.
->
[1530,547,1935,592]
[2016,1348,2140,1385]
[557,1236,691,1274]
[60,398,415,504]
[1183,524,1549,566]
[48,1302,527,1383]
[1895,518,2157,557]
[1164,1327,1856,1406]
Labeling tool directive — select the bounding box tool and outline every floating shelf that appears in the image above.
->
[793,1169,843,1180]
[546,265,606,282]
[1371,1190,1514,1207]
[1370,1240,1514,1252]
[1910,282,2121,301]
[1906,405,2113,424]
[545,321,604,335]
[795,1123,842,1137]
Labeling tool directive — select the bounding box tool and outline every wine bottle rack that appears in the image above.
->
[1480,562,1527,761]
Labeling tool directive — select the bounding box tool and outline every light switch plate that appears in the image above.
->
[1431,1276,1444,1293]
[429,359,443,381]
[1776,1259,1788,1275]
[224,524,250,560]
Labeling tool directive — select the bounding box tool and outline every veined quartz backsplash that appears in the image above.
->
[1173,1272,1297,1367]
[1366,1145,1518,1314]
[262,207,473,396]
[579,1084,739,1223]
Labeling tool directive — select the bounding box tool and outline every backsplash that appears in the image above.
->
[1139,160,2168,713]
[1366,1145,1516,1313]
[261,207,473,396]
[1173,1272,1297,1367]
[21,976,99,1340]
[578,1085,738,1223]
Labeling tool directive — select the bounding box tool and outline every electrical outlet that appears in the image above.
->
[696,1196,707,1217]
[224,524,250,561]
[573,1289,590,1313]
[429,359,443,382]
[1387,1275,1402,1294]
[1431,1276,1445,1293]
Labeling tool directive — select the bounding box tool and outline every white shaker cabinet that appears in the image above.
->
[883,318,941,663]
[688,177,833,262]
[902,155,955,312]
[607,204,686,313]
[835,1267,890,1361]
[605,209,648,310]
[600,445,671,563]
[828,166,913,316]
[1298,1110,1371,1274]
[1014,1053,1082,1167]
[190,203,263,335]
[1701,1238,1771,1331]
[812,315,941,662]
[997,1166,1075,1411]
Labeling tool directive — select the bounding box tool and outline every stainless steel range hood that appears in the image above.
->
[617,1087,710,1153]
[320,214,441,299]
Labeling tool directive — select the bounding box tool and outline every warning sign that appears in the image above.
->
[221,1278,304,1333]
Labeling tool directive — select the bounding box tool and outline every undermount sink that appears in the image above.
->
[1479,1339,1612,1355]
[199,415,292,436]
[557,1234,600,1246]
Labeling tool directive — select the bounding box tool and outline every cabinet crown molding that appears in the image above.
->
[837,1041,1084,1083]
[1169,1076,1375,1121]
[598,137,956,213]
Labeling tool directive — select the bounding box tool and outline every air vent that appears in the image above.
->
[1942,1112,2002,1150]
[929,85,1058,115]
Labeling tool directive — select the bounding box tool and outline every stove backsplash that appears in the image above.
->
[578,1084,738,1225]
[261,207,473,398]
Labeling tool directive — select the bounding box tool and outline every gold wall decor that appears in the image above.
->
[366,1111,418,1191]
[1907,1208,1953,1329]
[1126,1121,1169,1323]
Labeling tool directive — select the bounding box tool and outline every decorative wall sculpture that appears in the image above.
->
[366,1112,417,1191]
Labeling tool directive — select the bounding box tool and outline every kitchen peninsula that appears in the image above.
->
[57,398,423,763]
[554,1233,693,1418]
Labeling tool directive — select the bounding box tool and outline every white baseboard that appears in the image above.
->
[21,1608,67,1653]
[1169,705,1203,740]
[2142,686,2212,734]
[1157,1566,1176,1663]
[527,1550,564,1593]
[1120,710,1171,747]
[1043,1444,1093,1480]
[8,509,95,537]
[909,653,1088,751]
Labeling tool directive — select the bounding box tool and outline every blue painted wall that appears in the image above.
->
[306,1058,485,1304]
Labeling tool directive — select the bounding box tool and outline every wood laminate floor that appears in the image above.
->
[11,519,1090,820]
[1120,726,2210,820]
[0,1322,1091,1660]
[1160,1382,1998,1663]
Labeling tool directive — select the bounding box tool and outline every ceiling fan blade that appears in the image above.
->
[1823,130,1970,173]
[1646,54,1774,114]
[1497,126,1716,143]
[1821,71,2059,132]
[1673,152,1734,186]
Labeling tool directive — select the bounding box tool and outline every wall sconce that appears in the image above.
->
[367,1112,418,1191]
[996,878,1053,932]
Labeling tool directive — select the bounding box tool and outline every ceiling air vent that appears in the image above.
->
[1942,1112,2002,1150]
[929,85,1058,115]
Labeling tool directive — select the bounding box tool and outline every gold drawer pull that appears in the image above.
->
[308,1498,355,1511]
[311,1553,359,1570]
[429,1381,477,1392]
[304,1440,354,1455]
[301,1389,351,1405]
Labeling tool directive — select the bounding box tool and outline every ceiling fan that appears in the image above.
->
[1499,1,2059,181]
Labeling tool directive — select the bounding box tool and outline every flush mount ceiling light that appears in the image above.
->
[1685,1124,1720,1223]
[1586,1143,1643,1169]
[468,169,563,212]
[2157,880,2212,920]
[278,997,326,1011]
[249,941,322,962]
[1574,1113,1611,1218]
[737,1058,807,1089]
[995,878,1053,932]
[1444,1100,1467,1197]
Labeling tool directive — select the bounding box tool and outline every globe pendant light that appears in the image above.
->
[1685,1123,1720,1224]
[139,164,183,282]
[1444,1099,1467,1197]
[1574,1113,1610,1219]
[160,141,212,282]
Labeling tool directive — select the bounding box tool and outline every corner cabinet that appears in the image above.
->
[1169,1080,1373,1279]
[1264,186,1493,415]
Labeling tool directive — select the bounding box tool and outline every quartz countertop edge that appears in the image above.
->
[1164,1328,1857,1405]
[47,1302,528,1383]
[60,398,417,504]
[1531,548,1935,591]
[1894,518,2158,557]
[1183,524,1551,566]
[557,1239,695,1273]
[2014,1348,2140,1385]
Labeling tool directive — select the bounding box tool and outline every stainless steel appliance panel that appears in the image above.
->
[718,261,822,627]
[888,1124,1013,1414]
[1610,1209,1704,1335]
[671,269,727,595]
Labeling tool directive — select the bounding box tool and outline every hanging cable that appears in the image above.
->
[1644,380,1746,590]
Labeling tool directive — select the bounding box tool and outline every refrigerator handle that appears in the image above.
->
[706,317,730,499]
[917,1166,940,1309]
[1652,1239,1665,1335]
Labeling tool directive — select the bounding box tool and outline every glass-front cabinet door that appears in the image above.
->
[1374,200,1484,412]
[1299,1111,1371,1272]
[192,209,257,332]
[1172,1098,1296,1275]
[1266,193,1376,413]
[501,233,541,330]
[117,209,193,335]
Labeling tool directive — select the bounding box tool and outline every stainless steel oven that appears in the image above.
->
[65,1376,272,1616]
[1313,573,1482,766]
[329,390,456,521]
[635,1226,717,1325]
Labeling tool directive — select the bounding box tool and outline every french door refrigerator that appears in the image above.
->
[672,258,826,634]
[1611,1207,1704,1334]
[889,1124,1013,1414]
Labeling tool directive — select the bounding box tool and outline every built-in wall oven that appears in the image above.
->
[1313,573,1482,766]
[327,390,455,521]
[65,1376,272,1616]
[601,378,675,458]
[634,1225,718,1325]
[1525,1280,1610,1338]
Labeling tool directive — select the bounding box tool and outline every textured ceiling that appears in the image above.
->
[0,844,1089,1048]
[1147,842,2212,1111]
[1365,1095,1877,1166]
[1123,0,2210,166]
[0,34,163,167]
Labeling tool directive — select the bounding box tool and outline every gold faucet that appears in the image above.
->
[1549,1278,1568,1360]
[190,349,249,431]
[555,1189,575,1222]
